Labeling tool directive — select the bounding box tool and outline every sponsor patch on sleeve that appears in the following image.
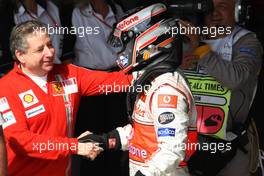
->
[2,111,16,129]
[0,97,10,112]
[25,105,45,119]
[239,47,257,57]
[158,95,178,108]
[19,90,39,108]
[157,128,175,137]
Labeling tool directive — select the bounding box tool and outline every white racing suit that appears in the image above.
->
[117,71,197,176]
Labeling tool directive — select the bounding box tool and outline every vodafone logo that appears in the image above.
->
[158,94,178,108]
[129,144,147,159]
[163,96,171,103]
[117,16,139,30]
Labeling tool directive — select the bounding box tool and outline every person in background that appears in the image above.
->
[179,0,263,175]
[0,20,132,176]
[72,0,124,71]
[0,0,74,75]
[0,112,7,176]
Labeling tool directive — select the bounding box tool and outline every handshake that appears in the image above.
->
[76,129,121,160]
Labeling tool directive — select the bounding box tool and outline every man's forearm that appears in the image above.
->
[0,127,7,176]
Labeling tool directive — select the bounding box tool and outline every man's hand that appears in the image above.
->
[78,129,121,150]
[77,142,102,160]
[77,131,102,160]
[180,54,199,70]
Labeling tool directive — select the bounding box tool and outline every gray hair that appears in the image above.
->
[9,20,47,61]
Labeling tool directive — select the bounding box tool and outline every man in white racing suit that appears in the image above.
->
[78,3,198,176]
[114,71,197,176]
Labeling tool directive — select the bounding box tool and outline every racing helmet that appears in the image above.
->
[108,3,183,73]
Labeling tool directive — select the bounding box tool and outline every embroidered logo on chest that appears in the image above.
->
[52,82,65,95]
[25,104,45,119]
[51,77,78,96]
[19,90,39,108]
[23,94,34,103]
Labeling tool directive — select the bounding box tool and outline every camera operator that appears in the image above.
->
[180,0,263,175]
